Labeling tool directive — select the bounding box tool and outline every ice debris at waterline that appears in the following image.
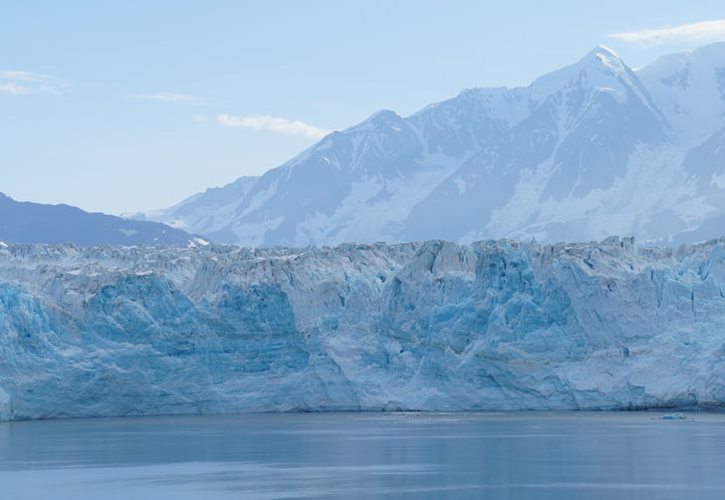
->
[660,412,687,420]
[0,237,724,421]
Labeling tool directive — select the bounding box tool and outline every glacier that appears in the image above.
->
[1,238,724,421]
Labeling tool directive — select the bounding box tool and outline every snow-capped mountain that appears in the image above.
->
[0,192,198,246]
[145,43,725,247]
[2,238,724,420]
[639,42,725,144]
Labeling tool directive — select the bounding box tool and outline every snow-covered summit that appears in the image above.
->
[529,45,637,103]
[638,42,725,143]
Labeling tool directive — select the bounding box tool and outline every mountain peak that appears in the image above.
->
[528,44,634,103]
[637,41,725,141]
[367,109,402,123]
[588,44,619,59]
[640,40,725,77]
[687,41,725,58]
[578,44,627,73]
[349,109,404,133]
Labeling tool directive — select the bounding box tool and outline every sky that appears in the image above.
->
[2,0,725,215]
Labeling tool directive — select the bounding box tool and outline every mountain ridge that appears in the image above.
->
[0,192,200,246]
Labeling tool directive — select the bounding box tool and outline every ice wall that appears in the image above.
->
[0,238,723,420]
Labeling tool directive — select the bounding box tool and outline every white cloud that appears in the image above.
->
[131,92,202,102]
[0,83,32,95]
[0,70,48,81]
[609,19,725,45]
[0,70,64,95]
[217,113,330,139]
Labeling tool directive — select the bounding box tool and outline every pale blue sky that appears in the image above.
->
[2,0,725,214]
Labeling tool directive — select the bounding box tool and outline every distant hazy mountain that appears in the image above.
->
[144,43,725,246]
[0,193,198,246]
[128,176,259,237]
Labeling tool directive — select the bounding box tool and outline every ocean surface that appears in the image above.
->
[1,412,724,499]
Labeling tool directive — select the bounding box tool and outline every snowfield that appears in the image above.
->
[1,238,723,420]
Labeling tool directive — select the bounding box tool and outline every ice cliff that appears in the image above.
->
[0,238,724,420]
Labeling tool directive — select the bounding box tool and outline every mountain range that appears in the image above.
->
[0,193,199,246]
[138,43,725,247]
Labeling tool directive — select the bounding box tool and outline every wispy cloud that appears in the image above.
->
[217,113,330,139]
[0,70,65,95]
[609,19,725,45]
[131,92,203,103]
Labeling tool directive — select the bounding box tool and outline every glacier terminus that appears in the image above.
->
[1,237,723,421]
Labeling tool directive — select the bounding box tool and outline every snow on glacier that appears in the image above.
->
[0,238,724,421]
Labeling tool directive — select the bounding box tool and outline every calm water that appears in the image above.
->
[1,412,724,499]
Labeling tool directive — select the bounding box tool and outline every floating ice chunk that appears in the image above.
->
[660,413,686,420]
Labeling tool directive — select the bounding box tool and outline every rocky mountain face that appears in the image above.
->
[1,238,724,420]
[142,43,725,247]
